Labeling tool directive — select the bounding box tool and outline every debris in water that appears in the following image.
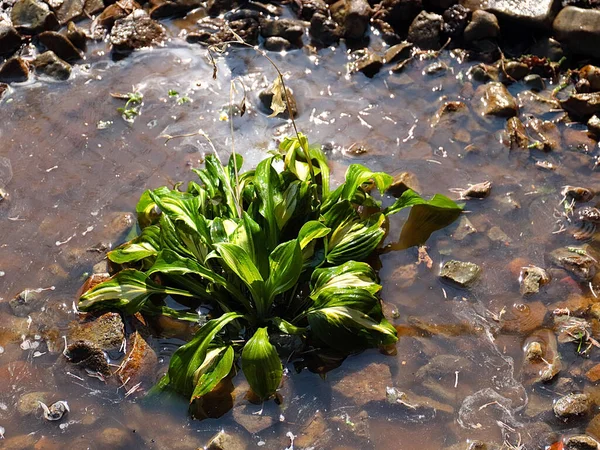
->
[450,181,492,199]
[39,401,69,421]
[0,425,4,439]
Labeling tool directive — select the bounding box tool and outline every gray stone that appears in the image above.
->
[524,74,544,92]
[67,312,125,351]
[33,51,71,80]
[0,25,22,57]
[54,0,84,25]
[407,10,443,50]
[259,18,304,43]
[588,115,600,135]
[463,10,499,42]
[473,82,518,117]
[110,10,166,53]
[9,288,44,317]
[329,0,371,40]
[566,435,600,450]
[548,246,597,281]
[486,0,560,29]
[206,431,247,450]
[554,6,600,59]
[11,0,59,35]
[503,61,529,81]
[264,36,291,51]
[529,36,563,61]
[440,260,481,287]
[520,266,550,296]
[525,117,561,151]
[387,171,420,197]
[553,393,590,419]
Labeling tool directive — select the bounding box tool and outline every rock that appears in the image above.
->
[32,51,71,80]
[64,340,112,376]
[554,393,591,420]
[586,364,600,383]
[54,0,83,25]
[66,21,87,51]
[554,7,600,59]
[110,10,166,54]
[548,247,597,281]
[35,31,81,62]
[566,435,600,450]
[264,36,292,51]
[439,260,481,287]
[67,312,125,352]
[2,434,38,450]
[522,329,561,382]
[520,266,550,296]
[294,411,330,448]
[501,301,547,334]
[486,0,559,29]
[149,0,202,19]
[452,215,477,240]
[91,0,141,38]
[372,0,423,32]
[561,92,600,119]
[530,36,563,61]
[473,82,518,117]
[424,61,448,75]
[9,288,46,317]
[0,25,22,57]
[588,115,600,135]
[386,387,455,416]
[487,225,511,244]
[467,63,498,82]
[384,41,412,64]
[579,65,600,92]
[525,117,561,151]
[259,85,298,118]
[463,9,499,42]
[524,341,543,361]
[331,362,391,407]
[293,0,327,20]
[206,0,242,16]
[17,391,51,416]
[11,0,59,35]
[387,172,420,197]
[97,428,132,447]
[503,61,529,81]
[0,56,29,83]
[524,74,545,91]
[329,0,371,40]
[354,51,383,78]
[116,332,157,394]
[442,3,470,38]
[505,116,529,149]
[232,404,276,434]
[259,18,304,45]
[206,431,247,450]
[310,12,341,47]
[407,10,443,50]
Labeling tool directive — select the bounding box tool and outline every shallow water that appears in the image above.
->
[1,21,600,449]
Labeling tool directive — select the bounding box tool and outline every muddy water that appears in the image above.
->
[1,24,600,449]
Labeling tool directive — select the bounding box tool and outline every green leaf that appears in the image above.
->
[274,181,300,230]
[297,221,331,250]
[228,213,268,279]
[136,188,167,228]
[141,303,200,322]
[384,190,462,250]
[108,225,160,264]
[326,213,386,265]
[265,240,302,304]
[241,328,282,400]
[191,345,235,400]
[270,317,306,335]
[154,312,243,399]
[280,133,330,198]
[78,269,193,314]
[254,157,283,252]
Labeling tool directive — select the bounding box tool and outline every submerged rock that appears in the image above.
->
[9,288,45,317]
[501,301,547,334]
[463,10,499,42]
[0,57,29,83]
[66,21,87,51]
[116,332,157,394]
[259,18,304,46]
[32,51,71,80]
[264,36,291,51]
[17,391,51,416]
[0,25,22,57]
[407,10,443,50]
[548,246,597,281]
[505,116,529,149]
[566,435,600,450]
[520,266,550,296]
[522,329,561,383]
[354,51,383,78]
[440,260,481,287]
[11,0,59,35]
[331,362,391,407]
[561,92,600,119]
[387,171,420,197]
[554,393,591,420]
[473,82,518,117]
[206,430,247,450]
[110,10,166,54]
[294,411,331,449]
[64,340,112,376]
[384,41,412,64]
[553,6,600,59]
[525,117,561,151]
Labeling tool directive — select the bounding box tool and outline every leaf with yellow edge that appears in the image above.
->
[268,76,287,118]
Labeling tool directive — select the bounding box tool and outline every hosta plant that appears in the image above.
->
[78,134,460,415]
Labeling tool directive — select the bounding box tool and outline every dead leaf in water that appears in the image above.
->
[268,76,287,118]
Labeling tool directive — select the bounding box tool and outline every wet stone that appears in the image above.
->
[561,92,600,119]
[463,9,499,42]
[487,0,558,29]
[442,4,469,38]
[383,41,412,64]
[524,74,545,92]
[503,61,529,81]
[35,31,82,62]
[33,51,71,80]
[505,116,529,149]
[588,115,600,135]
[329,0,371,40]
[487,225,511,244]
[354,51,383,78]
[452,215,477,241]
[110,10,166,54]
[309,12,341,47]
[501,301,547,335]
[259,18,304,45]
[387,171,420,197]
[473,82,518,117]
[553,6,600,59]
[11,0,59,35]
[67,312,125,352]
[97,427,132,447]
[17,391,51,416]
[293,0,327,20]
[424,61,448,75]
[54,0,83,25]
[9,289,44,317]
[566,435,600,450]
[407,10,443,50]
[116,331,157,393]
[331,362,392,407]
[232,404,276,434]
[0,25,22,57]
[66,22,87,51]
[0,57,29,83]
[530,36,563,61]
[548,247,597,281]
[206,430,247,450]
[294,411,330,448]
[520,266,550,296]
[264,36,291,51]
[554,393,591,420]
[440,260,481,287]
[149,0,202,19]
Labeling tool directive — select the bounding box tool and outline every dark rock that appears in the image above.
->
[259,17,304,45]
[407,10,443,49]
[425,0,457,8]
[561,92,600,119]
[110,10,166,54]
[310,12,341,47]
[505,117,529,149]
[354,51,383,78]
[524,74,544,91]
[467,63,498,82]
[529,36,563,61]
[383,41,412,63]
[554,393,591,420]
[0,24,22,57]
[463,9,499,42]
[54,0,84,25]
[264,36,292,51]
[91,0,141,37]
[246,1,283,16]
[66,21,87,51]
[11,0,59,35]
[520,266,550,296]
[576,79,591,94]
[424,61,447,75]
[32,51,71,80]
[223,8,260,21]
[67,312,125,352]
[36,31,82,62]
[440,260,481,287]
[84,0,105,15]
[503,61,528,81]
[525,117,561,151]
[442,3,470,38]
[588,115,600,135]
[329,0,371,40]
[293,0,327,20]
[116,332,157,394]
[227,18,260,45]
[372,0,423,31]
[548,246,597,281]
[472,82,518,117]
[486,0,560,29]
[553,6,600,58]
[206,0,242,16]
[580,65,600,92]
[9,288,43,317]
[387,172,420,196]
[372,18,401,44]
[64,340,111,376]
[149,0,202,19]
[566,435,600,450]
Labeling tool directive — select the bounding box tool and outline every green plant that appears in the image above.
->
[77,134,460,415]
[117,91,143,122]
